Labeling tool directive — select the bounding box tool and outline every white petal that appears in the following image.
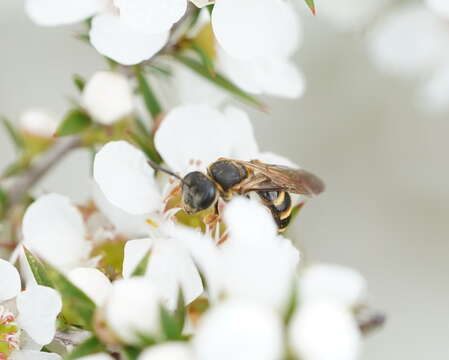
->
[92,182,150,238]
[222,106,258,160]
[0,259,21,302]
[300,264,367,307]
[289,302,361,360]
[368,5,449,76]
[22,194,90,269]
[19,109,60,138]
[138,342,193,360]
[426,0,449,18]
[10,350,61,360]
[68,268,111,306]
[221,198,299,309]
[212,0,300,60]
[25,0,100,26]
[90,14,169,65]
[194,300,283,360]
[122,238,153,278]
[77,354,114,360]
[146,232,203,309]
[114,0,187,34]
[17,285,62,346]
[82,71,134,125]
[93,141,162,215]
[219,51,305,98]
[105,278,161,344]
[420,65,449,112]
[154,105,232,173]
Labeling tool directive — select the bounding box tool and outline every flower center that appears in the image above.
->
[0,306,20,359]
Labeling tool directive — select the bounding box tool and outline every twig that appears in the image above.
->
[3,136,81,207]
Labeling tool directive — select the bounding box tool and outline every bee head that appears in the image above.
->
[181,171,217,214]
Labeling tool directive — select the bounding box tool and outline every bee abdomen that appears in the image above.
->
[257,191,292,232]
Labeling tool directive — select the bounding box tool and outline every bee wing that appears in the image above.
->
[234,159,325,196]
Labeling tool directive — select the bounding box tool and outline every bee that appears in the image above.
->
[149,158,325,232]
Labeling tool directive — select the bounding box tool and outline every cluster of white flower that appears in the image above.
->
[0,1,384,359]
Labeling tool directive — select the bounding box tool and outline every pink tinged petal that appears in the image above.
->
[0,259,21,302]
[9,350,62,360]
[194,300,284,360]
[25,0,101,26]
[212,0,300,61]
[17,285,62,346]
[89,14,169,65]
[122,238,153,278]
[105,278,161,344]
[289,302,362,360]
[222,106,258,160]
[368,5,449,76]
[93,141,162,215]
[114,0,187,34]
[68,268,111,306]
[82,71,134,125]
[22,194,90,269]
[145,236,203,310]
[138,342,193,360]
[154,105,232,174]
[300,264,367,307]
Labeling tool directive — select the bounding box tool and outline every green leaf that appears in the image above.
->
[0,187,7,219]
[122,346,141,360]
[127,130,162,164]
[56,109,92,136]
[64,336,105,360]
[1,117,24,149]
[173,54,265,110]
[190,41,215,76]
[23,247,53,288]
[72,74,86,92]
[304,0,316,15]
[134,66,163,119]
[45,263,96,329]
[131,250,152,277]
[174,289,186,334]
[206,4,214,16]
[159,304,183,341]
[283,280,298,324]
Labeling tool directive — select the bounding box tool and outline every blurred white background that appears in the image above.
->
[1,1,449,359]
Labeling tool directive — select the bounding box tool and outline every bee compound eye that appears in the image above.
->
[182,172,217,213]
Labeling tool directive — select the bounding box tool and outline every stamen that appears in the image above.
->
[146,218,159,228]
[0,306,20,358]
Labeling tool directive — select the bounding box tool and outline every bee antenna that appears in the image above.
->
[147,159,183,182]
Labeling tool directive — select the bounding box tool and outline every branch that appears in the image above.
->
[3,136,81,207]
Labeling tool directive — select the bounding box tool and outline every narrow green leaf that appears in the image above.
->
[131,250,152,277]
[304,0,316,15]
[173,54,265,109]
[134,66,163,119]
[283,280,298,324]
[23,247,53,288]
[0,187,7,219]
[174,289,186,333]
[1,117,24,149]
[159,305,183,340]
[72,74,86,92]
[45,263,96,329]
[133,116,151,139]
[206,4,214,16]
[64,336,105,360]
[127,130,162,164]
[122,346,141,360]
[56,109,92,136]
[191,41,215,76]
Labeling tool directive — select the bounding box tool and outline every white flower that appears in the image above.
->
[82,71,134,125]
[211,0,300,61]
[299,264,367,307]
[104,278,161,344]
[0,259,62,360]
[289,302,361,360]
[22,193,91,271]
[19,109,60,138]
[368,5,449,76]
[138,342,193,360]
[89,14,169,66]
[67,267,111,306]
[193,299,284,360]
